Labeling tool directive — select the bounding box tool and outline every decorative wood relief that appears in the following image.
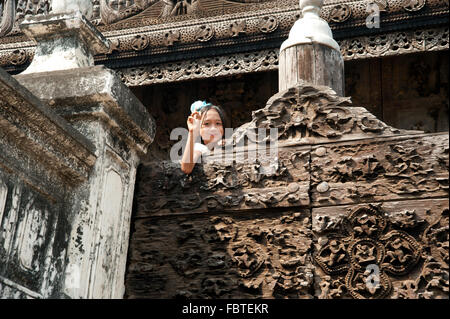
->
[126,79,448,299]
[106,26,449,87]
[329,4,352,23]
[134,145,310,216]
[315,205,421,299]
[126,210,314,298]
[116,49,279,86]
[229,81,413,147]
[1,0,448,72]
[313,199,449,299]
[310,133,449,206]
[403,0,427,12]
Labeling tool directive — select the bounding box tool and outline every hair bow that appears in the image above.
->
[190,100,212,113]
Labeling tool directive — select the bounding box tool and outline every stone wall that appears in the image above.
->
[125,82,449,299]
[0,60,154,298]
[0,67,95,298]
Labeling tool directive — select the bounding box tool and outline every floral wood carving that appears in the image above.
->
[131,34,150,50]
[9,49,27,65]
[163,29,180,46]
[369,0,389,12]
[418,208,449,297]
[403,0,427,12]
[126,211,314,298]
[258,16,278,33]
[228,20,246,37]
[329,4,351,23]
[195,24,215,42]
[211,212,314,298]
[229,81,416,148]
[314,205,423,299]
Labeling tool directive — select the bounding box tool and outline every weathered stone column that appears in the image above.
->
[11,6,155,298]
[279,0,344,95]
[0,66,97,299]
[20,3,102,74]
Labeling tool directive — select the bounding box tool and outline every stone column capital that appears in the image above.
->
[20,11,110,74]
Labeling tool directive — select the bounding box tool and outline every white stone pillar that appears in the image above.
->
[20,8,109,74]
[14,7,155,299]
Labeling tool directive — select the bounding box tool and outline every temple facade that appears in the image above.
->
[1,0,449,162]
[0,0,448,299]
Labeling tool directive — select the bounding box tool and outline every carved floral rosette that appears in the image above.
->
[314,205,420,299]
[314,204,450,299]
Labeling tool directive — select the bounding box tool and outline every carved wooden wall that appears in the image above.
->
[124,82,449,299]
[131,50,448,162]
[346,50,449,133]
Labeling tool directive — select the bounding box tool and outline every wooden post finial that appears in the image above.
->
[278,0,344,95]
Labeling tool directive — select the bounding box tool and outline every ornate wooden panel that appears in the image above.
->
[126,209,314,298]
[125,81,449,299]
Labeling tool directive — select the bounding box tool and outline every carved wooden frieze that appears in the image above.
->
[134,145,310,216]
[310,133,449,206]
[229,81,416,147]
[1,25,447,83]
[126,210,314,298]
[116,49,279,86]
[312,199,449,299]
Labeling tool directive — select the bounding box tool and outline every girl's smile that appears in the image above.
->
[200,109,224,145]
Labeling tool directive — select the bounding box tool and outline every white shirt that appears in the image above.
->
[194,142,210,156]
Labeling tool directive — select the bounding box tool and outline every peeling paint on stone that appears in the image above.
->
[0,10,153,298]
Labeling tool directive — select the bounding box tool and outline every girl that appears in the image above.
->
[181,101,226,174]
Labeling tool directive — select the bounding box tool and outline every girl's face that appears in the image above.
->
[200,109,224,146]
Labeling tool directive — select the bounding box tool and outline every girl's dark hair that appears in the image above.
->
[199,104,227,144]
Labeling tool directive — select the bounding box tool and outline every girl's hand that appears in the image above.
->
[187,111,201,135]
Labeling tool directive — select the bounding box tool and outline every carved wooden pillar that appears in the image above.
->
[279,0,344,96]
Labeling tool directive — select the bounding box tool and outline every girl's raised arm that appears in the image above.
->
[181,112,202,174]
